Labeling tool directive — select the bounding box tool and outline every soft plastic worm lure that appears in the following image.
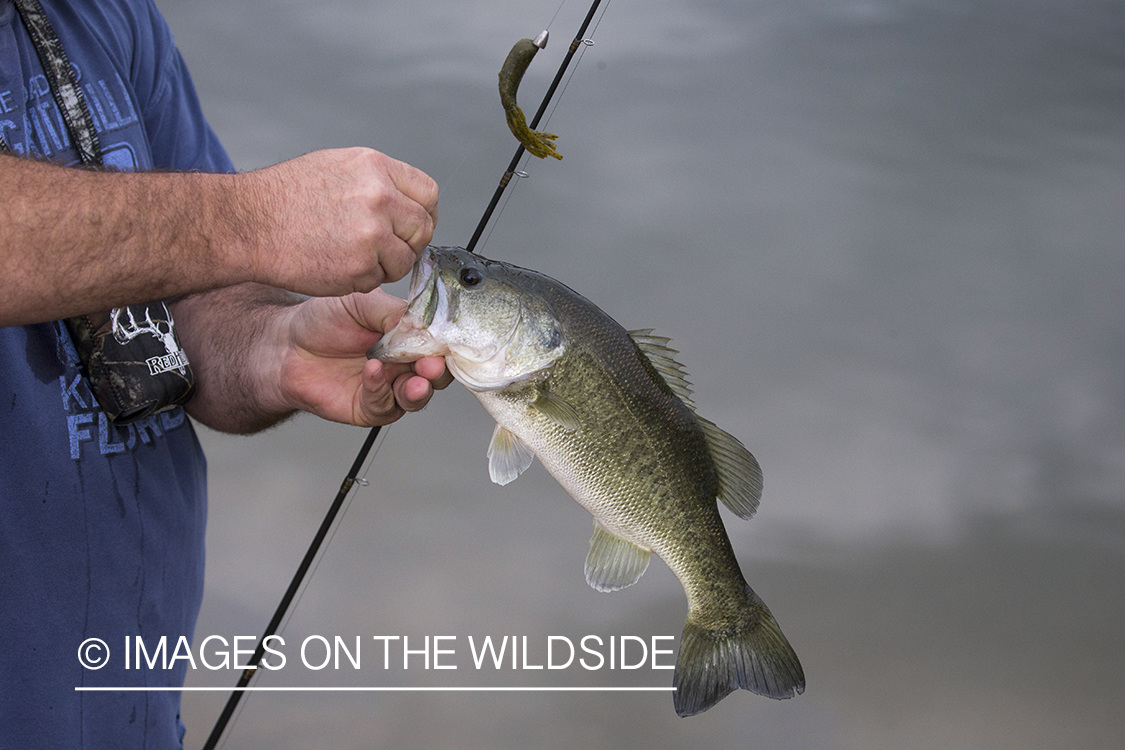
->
[499,32,562,160]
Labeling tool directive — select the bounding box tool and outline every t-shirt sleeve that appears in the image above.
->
[131,0,235,174]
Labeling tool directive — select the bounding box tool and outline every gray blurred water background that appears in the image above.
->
[155,0,1125,747]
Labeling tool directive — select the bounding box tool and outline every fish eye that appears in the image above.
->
[460,267,483,286]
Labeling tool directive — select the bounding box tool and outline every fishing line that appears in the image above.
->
[274,427,386,632]
[478,156,531,250]
[434,150,475,207]
[478,0,611,252]
[543,39,593,133]
[546,0,567,32]
[477,24,604,253]
[545,0,611,126]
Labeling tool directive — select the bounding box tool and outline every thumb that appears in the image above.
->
[346,289,409,335]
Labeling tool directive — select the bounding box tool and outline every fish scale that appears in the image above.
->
[372,246,805,716]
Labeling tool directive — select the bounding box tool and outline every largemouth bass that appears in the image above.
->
[371,246,804,716]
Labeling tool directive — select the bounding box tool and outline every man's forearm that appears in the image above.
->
[2,147,439,328]
[170,284,300,435]
[0,154,259,327]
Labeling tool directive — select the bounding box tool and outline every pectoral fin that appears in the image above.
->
[585,520,652,592]
[487,423,535,485]
[532,386,581,431]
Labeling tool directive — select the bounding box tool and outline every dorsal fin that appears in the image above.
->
[698,417,762,519]
[627,330,761,519]
[627,329,695,407]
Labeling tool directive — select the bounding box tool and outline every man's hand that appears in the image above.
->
[172,286,452,434]
[263,289,452,426]
[244,148,439,297]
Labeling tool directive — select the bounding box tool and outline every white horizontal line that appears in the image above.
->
[76,686,675,692]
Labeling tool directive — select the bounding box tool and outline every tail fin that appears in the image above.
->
[673,586,805,717]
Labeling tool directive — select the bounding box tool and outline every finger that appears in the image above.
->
[358,358,405,426]
[384,159,438,253]
[346,289,407,336]
[394,373,434,412]
[368,192,431,284]
[375,233,422,285]
[390,199,435,257]
[385,156,439,220]
[413,356,452,389]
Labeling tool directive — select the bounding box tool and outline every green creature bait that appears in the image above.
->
[499,32,562,160]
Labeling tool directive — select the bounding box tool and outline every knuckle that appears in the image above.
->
[422,177,439,207]
[383,249,414,282]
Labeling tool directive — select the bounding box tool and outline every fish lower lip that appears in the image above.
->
[370,323,446,362]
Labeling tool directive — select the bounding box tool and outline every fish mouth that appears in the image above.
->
[408,246,443,330]
[406,247,433,299]
[368,247,447,362]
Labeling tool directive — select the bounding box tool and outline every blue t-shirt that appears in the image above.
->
[0,1,234,747]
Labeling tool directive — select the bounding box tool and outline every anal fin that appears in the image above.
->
[585,520,652,592]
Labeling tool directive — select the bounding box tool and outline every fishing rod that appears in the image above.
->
[201,2,605,748]
[200,428,380,750]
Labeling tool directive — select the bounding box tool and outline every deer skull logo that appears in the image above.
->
[110,302,190,376]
